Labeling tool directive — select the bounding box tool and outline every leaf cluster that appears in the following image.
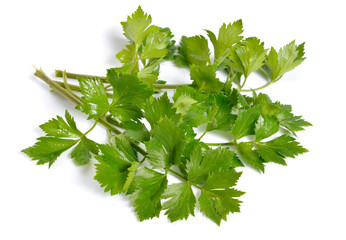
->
[23,6,311,225]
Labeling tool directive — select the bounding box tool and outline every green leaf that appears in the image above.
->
[231,104,262,140]
[146,117,185,167]
[207,20,244,61]
[199,188,244,225]
[229,37,267,79]
[132,168,168,221]
[121,6,152,45]
[173,85,208,128]
[76,78,109,119]
[123,161,140,192]
[109,134,138,163]
[94,143,136,195]
[140,31,170,59]
[143,92,179,127]
[109,104,143,122]
[264,41,306,81]
[64,110,80,132]
[39,110,82,138]
[253,94,311,135]
[206,94,235,131]
[190,64,223,93]
[173,94,197,116]
[109,73,154,106]
[275,103,312,135]
[70,137,98,165]
[231,153,245,168]
[204,170,242,190]
[137,60,160,84]
[22,111,99,167]
[105,72,153,122]
[162,182,196,222]
[237,142,265,172]
[196,152,244,225]
[174,95,206,128]
[174,85,207,103]
[175,35,211,66]
[255,115,279,141]
[145,139,168,168]
[116,44,136,65]
[256,135,308,165]
[186,147,237,182]
[22,137,77,167]
[106,65,132,83]
[124,121,150,142]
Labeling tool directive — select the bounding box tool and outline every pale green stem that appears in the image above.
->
[55,69,106,81]
[238,81,273,92]
[152,83,192,89]
[198,129,208,141]
[240,76,248,88]
[62,70,72,93]
[82,120,98,137]
[206,142,236,146]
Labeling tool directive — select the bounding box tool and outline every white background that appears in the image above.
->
[1,0,345,239]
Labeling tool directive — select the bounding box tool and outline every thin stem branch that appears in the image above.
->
[104,84,112,90]
[81,120,98,137]
[206,142,236,146]
[198,129,208,141]
[167,169,186,181]
[55,69,107,82]
[152,83,192,89]
[238,81,273,92]
[35,69,82,105]
[240,76,248,88]
[139,156,147,164]
[62,70,73,93]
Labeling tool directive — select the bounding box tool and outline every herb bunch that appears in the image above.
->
[22,6,311,225]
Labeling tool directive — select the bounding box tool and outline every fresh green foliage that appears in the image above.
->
[121,6,153,45]
[256,135,308,165]
[146,117,186,168]
[174,35,211,66]
[232,104,262,140]
[206,94,233,132]
[77,72,153,122]
[162,182,196,222]
[143,92,179,127]
[263,41,306,81]
[206,20,244,62]
[131,168,168,221]
[237,142,265,172]
[173,85,208,129]
[94,134,143,195]
[124,121,150,142]
[24,6,310,225]
[140,31,170,59]
[190,64,223,92]
[117,6,174,75]
[22,110,98,167]
[77,78,110,119]
[255,115,279,141]
[228,37,267,80]
[71,137,98,165]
